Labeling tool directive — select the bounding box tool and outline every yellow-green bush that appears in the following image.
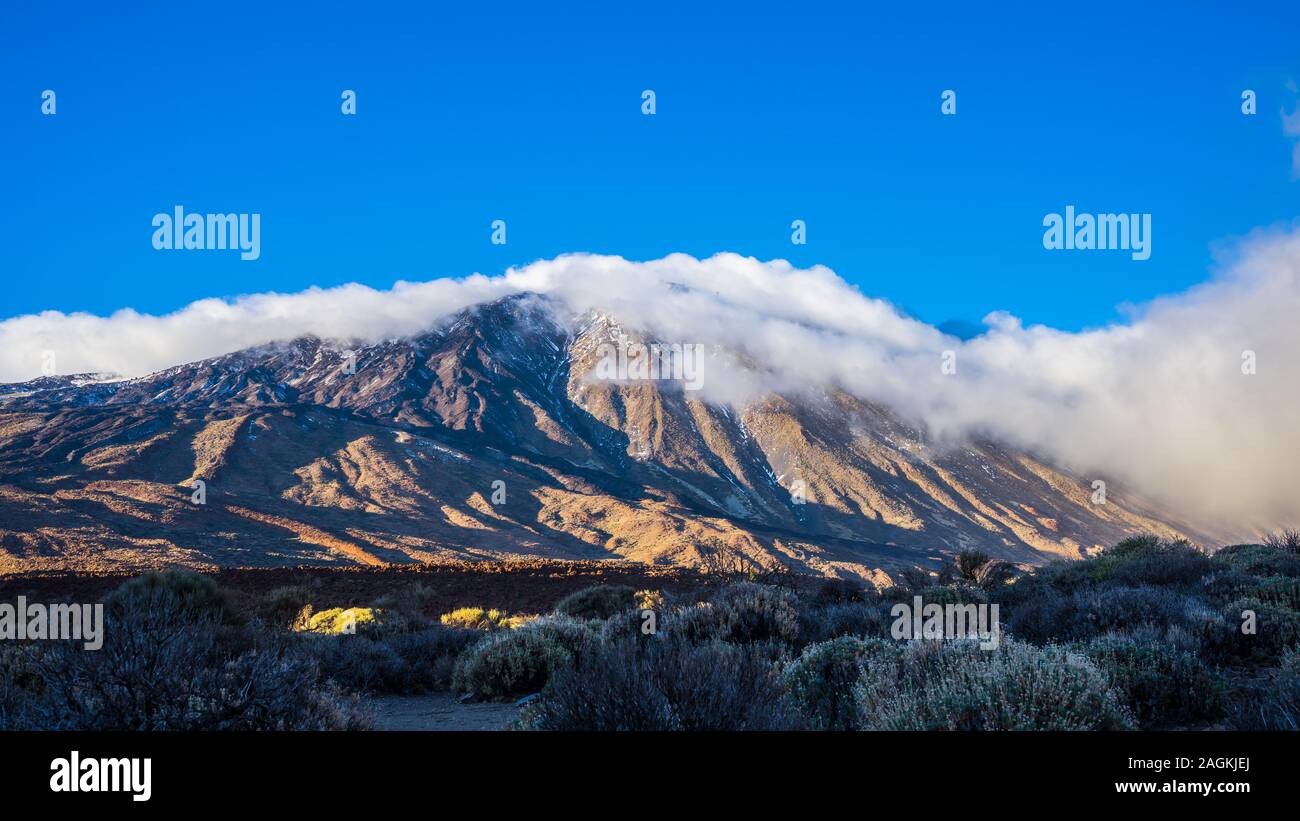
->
[439,607,529,630]
[298,607,383,635]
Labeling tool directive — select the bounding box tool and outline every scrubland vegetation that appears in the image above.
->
[3,531,1300,731]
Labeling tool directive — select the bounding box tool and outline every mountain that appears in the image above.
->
[0,293,1206,580]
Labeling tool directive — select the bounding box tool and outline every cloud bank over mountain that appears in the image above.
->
[3,225,1299,532]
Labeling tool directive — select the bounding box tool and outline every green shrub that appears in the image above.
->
[1021,537,1210,592]
[1023,557,1118,591]
[1214,543,1300,578]
[1080,632,1224,727]
[1201,568,1263,605]
[1239,576,1300,610]
[1212,596,1300,665]
[912,583,989,606]
[785,636,897,730]
[1106,534,1169,560]
[452,616,596,700]
[553,585,636,620]
[855,639,1134,730]
[1111,552,1218,588]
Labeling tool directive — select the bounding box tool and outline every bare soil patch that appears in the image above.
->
[368,693,519,731]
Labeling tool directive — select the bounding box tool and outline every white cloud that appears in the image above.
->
[3,227,1300,535]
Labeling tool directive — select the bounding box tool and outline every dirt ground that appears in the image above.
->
[368,693,520,731]
[0,558,817,614]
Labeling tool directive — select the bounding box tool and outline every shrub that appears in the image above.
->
[1201,568,1264,605]
[452,616,596,700]
[439,607,522,631]
[1111,551,1218,588]
[784,637,897,730]
[912,583,989,606]
[553,585,636,620]
[309,634,407,692]
[1007,584,1206,643]
[110,569,234,623]
[974,560,1019,589]
[1021,538,1208,592]
[386,626,481,691]
[1239,576,1300,610]
[1211,596,1300,665]
[1214,543,1300,578]
[1106,534,1168,560]
[309,624,480,693]
[633,589,666,611]
[0,644,44,730]
[665,603,725,643]
[798,601,890,645]
[1261,529,1300,554]
[893,566,934,592]
[600,607,661,646]
[15,589,367,730]
[188,648,370,730]
[1022,557,1114,592]
[814,577,870,604]
[951,548,987,579]
[297,606,386,636]
[855,639,1134,730]
[1229,648,1300,730]
[369,583,437,623]
[1080,632,1224,727]
[709,582,800,644]
[522,635,799,730]
[1082,586,1212,636]
[255,585,313,628]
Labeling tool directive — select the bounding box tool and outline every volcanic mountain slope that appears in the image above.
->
[0,294,1206,580]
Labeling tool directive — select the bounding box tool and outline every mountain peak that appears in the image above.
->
[0,296,1207,576]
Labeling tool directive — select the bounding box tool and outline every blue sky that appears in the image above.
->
[1,0,1297,332]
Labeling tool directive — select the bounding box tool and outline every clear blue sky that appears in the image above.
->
[2,0,1297,332]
